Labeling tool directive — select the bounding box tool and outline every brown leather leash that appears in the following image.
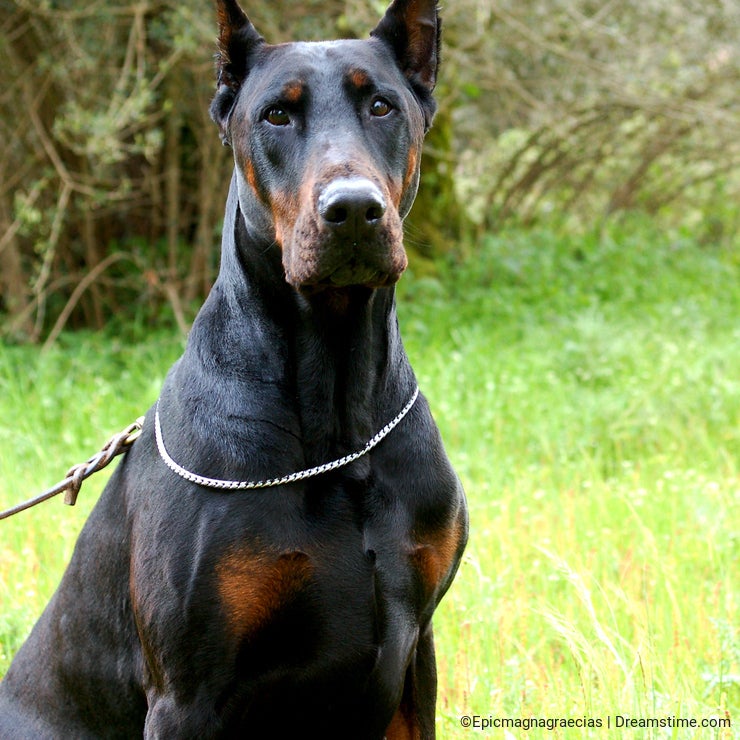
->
[0,417,145,520]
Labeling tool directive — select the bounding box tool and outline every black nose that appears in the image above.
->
[318,179,386,236]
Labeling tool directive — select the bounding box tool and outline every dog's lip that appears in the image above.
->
[294,259,404,293]
[300,271,401,293]
[327,262,381,286]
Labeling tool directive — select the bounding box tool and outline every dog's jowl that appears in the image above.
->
[0,1,467,737]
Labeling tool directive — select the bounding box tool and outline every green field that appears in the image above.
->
[1,222,738,738]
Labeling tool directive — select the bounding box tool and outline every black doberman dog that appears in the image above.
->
[0,1,467,737]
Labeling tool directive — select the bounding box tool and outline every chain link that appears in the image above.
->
[2,386,420,519]
[155,387,420,490]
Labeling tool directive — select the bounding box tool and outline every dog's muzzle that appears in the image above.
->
[287,177,406,292]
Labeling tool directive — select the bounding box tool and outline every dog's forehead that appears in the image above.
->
[250,38,403,93]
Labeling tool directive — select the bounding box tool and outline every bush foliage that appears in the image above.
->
[0,0,738,340]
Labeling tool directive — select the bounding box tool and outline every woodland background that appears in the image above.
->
[0,0,738,343]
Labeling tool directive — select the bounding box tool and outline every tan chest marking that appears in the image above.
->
[410,513,465,596]
[385,704,421,740]
[216,548,312,639]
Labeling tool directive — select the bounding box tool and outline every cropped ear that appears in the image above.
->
[371,0,441,122]
[209,0,265,145]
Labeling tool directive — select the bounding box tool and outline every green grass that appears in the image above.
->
[2,220,739,738]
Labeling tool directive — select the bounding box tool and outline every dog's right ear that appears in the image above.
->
[209,0,265,146]
[371,0,440,131]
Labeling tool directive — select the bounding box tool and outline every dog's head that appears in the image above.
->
[209,0,440,294]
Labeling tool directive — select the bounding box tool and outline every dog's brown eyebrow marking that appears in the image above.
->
[347,68,371,89]
[281,80,305,103]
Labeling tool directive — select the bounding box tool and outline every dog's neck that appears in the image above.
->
[168,174,415,473]
[290,283,413,466]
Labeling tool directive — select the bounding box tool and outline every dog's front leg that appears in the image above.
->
[385,623,438,740]
[132,546,237,738]
[143,691,225,740]
[144,694,214,740]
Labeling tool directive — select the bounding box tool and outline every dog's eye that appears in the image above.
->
[370,98,393,117]
[265,107,291,126]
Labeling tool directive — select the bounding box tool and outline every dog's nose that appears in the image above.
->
[318,179,386,235]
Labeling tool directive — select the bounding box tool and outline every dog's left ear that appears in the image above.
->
[371,0,440,125]
[210,0,265,145]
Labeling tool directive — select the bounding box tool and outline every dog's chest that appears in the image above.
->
[211,486,460,681]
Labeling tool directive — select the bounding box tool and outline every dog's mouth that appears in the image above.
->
[324,260,403,289]
[297,259,404,295]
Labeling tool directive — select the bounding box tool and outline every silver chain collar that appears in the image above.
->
[154,386,419,490]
